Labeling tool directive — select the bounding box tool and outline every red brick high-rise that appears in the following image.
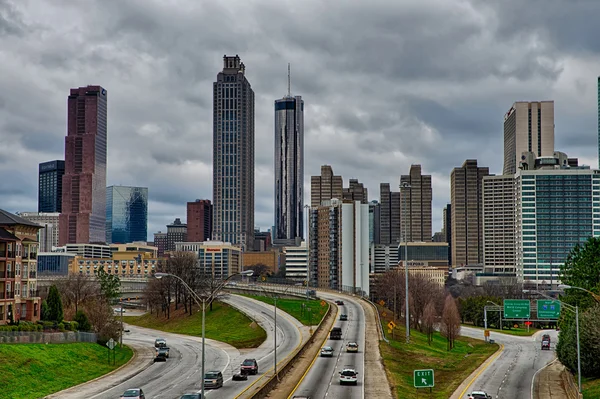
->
[187,199,212,242]
[59,86,108,245]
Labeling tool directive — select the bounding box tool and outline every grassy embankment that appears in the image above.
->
[240,294,329,326]
[122,301,266,348]
[583,377,600,399]
[462,322,540,337]
[0,342,132,399]
[378,307,499,399]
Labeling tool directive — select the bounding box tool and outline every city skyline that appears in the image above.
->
[0,1,598,240]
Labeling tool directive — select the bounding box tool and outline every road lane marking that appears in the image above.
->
[458,344,505,399]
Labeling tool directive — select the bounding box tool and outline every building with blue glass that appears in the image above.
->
[106,186,148,244]
[516,152,600,289]
[38,160,65,213]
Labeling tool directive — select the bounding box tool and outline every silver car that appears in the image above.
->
[204,371,224,389]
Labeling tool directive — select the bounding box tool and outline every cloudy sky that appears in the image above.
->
[1,0,599,240]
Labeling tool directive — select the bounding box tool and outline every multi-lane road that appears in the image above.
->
[458,327,558,399]
[291,293,366,399]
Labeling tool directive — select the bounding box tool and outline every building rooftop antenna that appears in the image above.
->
[287,63,291,97]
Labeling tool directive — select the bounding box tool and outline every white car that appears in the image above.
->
[114,307,126,313]
[339,367,358,385]
[346,342,359,353]
[468,391,492,399]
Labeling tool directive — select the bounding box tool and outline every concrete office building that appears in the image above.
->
[503,101,554,175]
[379,183,401,246]
[18,212,60,252]
[60,86,108,245]
[284,241,308,281]
[310,165,343,207]
[212,55,255,250]
[443,204,452,264]
[106,186,148,244]
[482,175,516,271]
[400,165,432,242]
[166,218,187,252]
[343,179,368,204]
[397,242,449,268]
[369,201,380,245]
[38,160,65,213]
[54,243,112,259]
[451,160,490,266]
[187,199,212,243]
[309,199,369,295]
[370,244,398,274]
[153,231,167,257]
[274,77,304,245]
[515,152,600,288]
[37,252,76,276]
[197,241,242,279]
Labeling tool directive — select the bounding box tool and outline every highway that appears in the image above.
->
[49,294,304,399]
[291,293,366,399]
[459,327,558,399]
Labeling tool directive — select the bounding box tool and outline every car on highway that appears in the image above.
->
[179,394,201,399]
[232,371,248,381]
[241,358,259,375]
[542,333,551,343]
[468,391,492,399]
[335,300,345,305]
[339,367,358,385]
[114,307,126,313]
[120,388,146,399]
[155,346,169,358]
[330,327,342,340]
[154,338,167,348]
[204,370,224,389]
[320,346,334,357]
[346,342,359,353]
[154,347,169,362]
[541,339,550,350]
[340,314,348,321]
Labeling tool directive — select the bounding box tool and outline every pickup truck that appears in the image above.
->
[330,327,342,340]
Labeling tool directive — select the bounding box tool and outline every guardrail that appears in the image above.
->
[363,297,389,343]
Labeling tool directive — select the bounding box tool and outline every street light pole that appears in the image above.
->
[155,270,253,398]
[260,285,291,381]
[401,181,411,344]
[304,204,311,292]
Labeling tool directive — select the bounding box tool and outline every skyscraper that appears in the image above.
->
[443,204,452,265]
[106,186,148,244]
[343,179,368,204]
[598,77,600,169]
[166,218,187,252]
[378,183,401,246]
[450,160,489,266]
[310,165,343,207]
[400,164,432,242]
[38,160,65,213]
[59,85,108,245]
[274,67,304,245]
[503,101,554,175]
[212,55,255,250]
[187,199,212,242]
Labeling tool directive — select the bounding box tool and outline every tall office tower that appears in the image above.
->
[105,186,148,244]
[369,200,380,245]
[343,179,368,204]
[443,204,452,265]
[59,85,108,245]
[187,199,212,242]
[166,218,187,252]
[310,165,343,207]
[212,55,255,250]
[38,160,65,213]
[400,165,432,242]
[274,68,304,245]
[153,231,167,256]
[598,77,600,169]
[19,212,60,252]
[378,183,401,245]
[482,175,516,271]
[503,101,554,175]
[450,160,490,267]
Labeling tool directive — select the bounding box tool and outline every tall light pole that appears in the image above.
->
[525,289,581,393]
[260,285,291,381]
[400,181,411,344]
[558,284,600,302]
[155,270,253,398]
[304,204,311,292]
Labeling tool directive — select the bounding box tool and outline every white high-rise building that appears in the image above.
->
[284,241,308,281]
[18,212,60,252]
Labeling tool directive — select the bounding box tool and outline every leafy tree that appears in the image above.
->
[557,304,600,377]
[95,266,121,302]
[560,236,600,310]
[247,263,270,277]
[74,310,92,332]
[46,285,63,323]
[40,300,50,321]
[441,294,461,351]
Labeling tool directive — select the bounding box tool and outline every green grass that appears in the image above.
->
[122,301,266,348]
[240,294,329,326]
[0,342,132,399]
[379,309,499,398]
[462,322,540,337]
[583,377,600,399]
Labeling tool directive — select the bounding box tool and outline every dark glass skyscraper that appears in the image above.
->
[38,160,65,212]
[106,186,148,244]
[274,89,304,245]
[212,55,255,250]
[59,85,108,245]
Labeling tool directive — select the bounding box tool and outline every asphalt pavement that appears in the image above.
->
[456,327,558,399]
[291,293,366,399]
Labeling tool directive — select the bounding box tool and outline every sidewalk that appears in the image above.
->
[534,360,572,399]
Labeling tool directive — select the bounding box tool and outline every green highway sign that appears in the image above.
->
[504,299,531,319]
[414,369,434,388]
[537,300,561,319]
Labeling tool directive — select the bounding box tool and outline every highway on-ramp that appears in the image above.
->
[290,293,366,399]
[458,327,558,399]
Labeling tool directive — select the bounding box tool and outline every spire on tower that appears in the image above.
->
[287,63,291,97]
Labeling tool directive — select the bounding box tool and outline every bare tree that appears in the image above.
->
[83,298,120,340]
[57,274,99,316]
[441,294,461,351]
[409,273,444,332]
[165,251,199,313]
[246,263,270,277]
[422,300,438,345]
[144,277,170,318]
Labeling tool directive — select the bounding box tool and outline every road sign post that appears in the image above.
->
[537,300,561,319]
[414,369,435,389]
[503,299,531,319]
[388,321,396,340]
